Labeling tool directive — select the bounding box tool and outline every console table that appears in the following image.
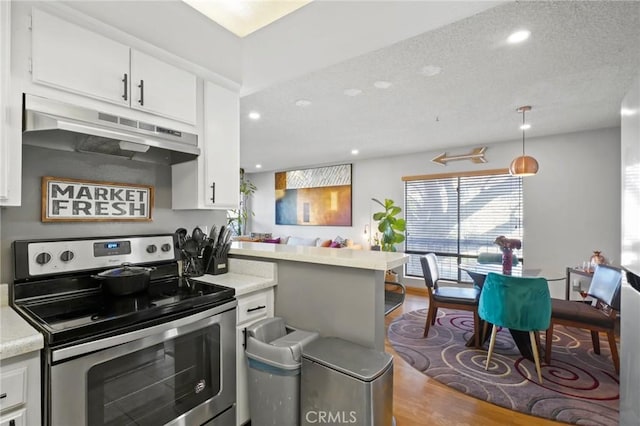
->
[565,267,594,300]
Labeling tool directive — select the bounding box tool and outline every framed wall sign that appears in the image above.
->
[41,176,154,222]
[275,164,352,226]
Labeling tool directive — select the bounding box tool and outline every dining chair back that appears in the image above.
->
[422,253,440,288]
[420,254,480,346]
[479,272,551,383]
[545,264,622,373]
[588,264,621,309]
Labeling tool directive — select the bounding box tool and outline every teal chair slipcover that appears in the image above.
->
[478,272,551,382]
[477,252,519,266]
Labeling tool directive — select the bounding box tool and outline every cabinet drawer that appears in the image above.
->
[237,291,271,325]
[0,408,26,426]
[0,367,26,412]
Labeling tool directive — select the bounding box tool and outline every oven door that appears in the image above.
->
[49,302,236,426]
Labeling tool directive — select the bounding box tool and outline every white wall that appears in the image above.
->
[248,127,621,289]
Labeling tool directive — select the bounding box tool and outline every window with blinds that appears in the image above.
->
[405,173,523,281]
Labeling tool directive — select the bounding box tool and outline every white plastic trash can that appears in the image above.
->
[245,317,319,426]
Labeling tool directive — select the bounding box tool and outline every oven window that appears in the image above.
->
[87,324,221,426]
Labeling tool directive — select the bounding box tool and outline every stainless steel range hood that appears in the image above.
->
[22,94,200,165]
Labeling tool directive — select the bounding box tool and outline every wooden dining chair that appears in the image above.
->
[479,273,551,383]
[544,264,621,373]
[420,253,480,347]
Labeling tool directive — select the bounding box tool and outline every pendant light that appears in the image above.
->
[509,105,539,176]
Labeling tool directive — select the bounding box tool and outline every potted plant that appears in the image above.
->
[227,169,257,236]
[372,198,406,252]
[370,233,381,251]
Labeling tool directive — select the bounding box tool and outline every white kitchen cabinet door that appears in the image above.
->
[235,288,274,426]
[0,352,41,426]
[31,9,130,106]
[0,0,20,206]
[202,81,240,208]
[172,81,239,210]
[130,50,197,125]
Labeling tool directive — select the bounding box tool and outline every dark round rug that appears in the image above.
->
[388,308,619,425]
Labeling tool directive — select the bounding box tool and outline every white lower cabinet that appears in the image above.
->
[235,288,274,425]
[0,352,40,426]
[0,409,25,426]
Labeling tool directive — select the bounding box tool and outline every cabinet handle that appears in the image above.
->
[138,80,144,106]
[122,73,128,101]
[210,182,215,203]
[242,328,247,349]
[0,392,6,398]
[247,305,266,313]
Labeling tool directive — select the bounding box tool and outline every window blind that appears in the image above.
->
[405,173,523,281]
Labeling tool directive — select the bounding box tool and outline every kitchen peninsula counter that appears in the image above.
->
[229,242,409,351]
[229,242,408,271]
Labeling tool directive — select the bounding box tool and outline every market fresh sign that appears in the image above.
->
[42,177,154,222]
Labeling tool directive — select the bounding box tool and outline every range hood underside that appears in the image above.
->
[22,129,198,165]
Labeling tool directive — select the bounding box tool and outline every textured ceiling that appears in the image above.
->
[240,1,640,172]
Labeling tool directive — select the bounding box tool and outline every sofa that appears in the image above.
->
[235,234,362,249]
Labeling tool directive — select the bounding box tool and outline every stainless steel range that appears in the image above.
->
[11,234,236,426]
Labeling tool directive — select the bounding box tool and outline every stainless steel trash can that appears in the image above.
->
[245,317,319,426]
[301,337,394,426]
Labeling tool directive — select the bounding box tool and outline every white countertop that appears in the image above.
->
[194,258,277,297]
[229,242,409,271]
[0,285,44,360]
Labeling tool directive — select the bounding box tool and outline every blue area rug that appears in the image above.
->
[387,308,619,425]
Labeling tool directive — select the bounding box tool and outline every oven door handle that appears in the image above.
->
[52,300,237,362]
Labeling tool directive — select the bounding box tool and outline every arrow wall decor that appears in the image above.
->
[432,147,487,166]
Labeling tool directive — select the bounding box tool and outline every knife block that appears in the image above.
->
[207,254,228,275]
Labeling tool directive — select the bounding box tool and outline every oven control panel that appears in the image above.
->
[17,235,177,277]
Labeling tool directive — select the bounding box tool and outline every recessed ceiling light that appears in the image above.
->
[621,108,637,116]
[248,111,261,120]
[520,124,531,130]
[507,30,531,44]
[420,65,442,77]
[343,88,363,97]
[373,81,392,89]
[351,149,359,155]
[295,99,312,107]
[256,164,262,169]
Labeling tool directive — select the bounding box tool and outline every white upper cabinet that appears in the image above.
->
[130,50,196,125]
[203,81,240,209]
[31,9,130,107]
[30,9,196,125]
[0,0,21,206]
[172,81,239,210]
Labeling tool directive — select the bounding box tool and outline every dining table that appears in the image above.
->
[458,263,563,361]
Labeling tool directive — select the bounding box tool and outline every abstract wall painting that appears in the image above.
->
[275,164,352,226]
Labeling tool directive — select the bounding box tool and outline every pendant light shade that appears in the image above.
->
[509,106,538,177]
[509,155,539,176]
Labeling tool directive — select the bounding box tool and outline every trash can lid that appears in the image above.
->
[302,337,393,382]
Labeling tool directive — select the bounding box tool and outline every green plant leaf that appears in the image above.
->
[372,198,384,208]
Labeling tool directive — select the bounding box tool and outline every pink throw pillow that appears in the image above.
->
[263,237,281,244]
[329,241,342,248]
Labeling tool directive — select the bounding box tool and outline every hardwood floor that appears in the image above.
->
[386,290,561,426]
